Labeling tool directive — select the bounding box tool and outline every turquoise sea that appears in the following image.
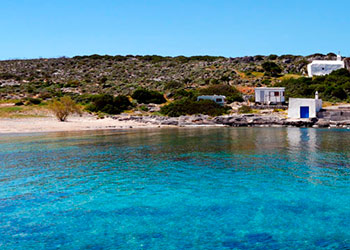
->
[0,127,349,249]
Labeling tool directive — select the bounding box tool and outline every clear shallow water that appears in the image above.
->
[0,127,350,249]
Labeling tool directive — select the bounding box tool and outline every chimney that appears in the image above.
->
[315,91,319,100]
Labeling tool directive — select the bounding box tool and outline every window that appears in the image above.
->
[274,92,279,96]
[322,67,325,70]
[216,98,222,102]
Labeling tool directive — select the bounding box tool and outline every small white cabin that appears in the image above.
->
[288,92,322,119]
[255,87,285,104]
[197,95,226,105]
[307,54,345,77]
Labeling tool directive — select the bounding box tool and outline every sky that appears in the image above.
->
[0,0,349,59]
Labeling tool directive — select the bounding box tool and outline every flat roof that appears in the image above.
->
[197,95,226,98]
[289,98,322,101]
[309,60,344,65]
[255,87,285,90]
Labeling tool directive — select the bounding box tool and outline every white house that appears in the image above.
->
[254,87,285,105]
[288,92,322,119]
[307,54,345,77]
[197,95,226,105]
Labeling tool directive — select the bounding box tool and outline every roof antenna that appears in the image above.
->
[337,51,342,61]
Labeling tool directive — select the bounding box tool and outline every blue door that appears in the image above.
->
[300,106,309,118]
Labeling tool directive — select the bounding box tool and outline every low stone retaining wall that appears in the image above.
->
[317,109,350,121]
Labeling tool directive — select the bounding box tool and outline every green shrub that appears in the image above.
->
[261,79,271,86]
[173,89,198,100]
[267,54,278,60]
[27,98,42,105]
[262,61,282,76]
[15,101,24,106]
[160,98,230,117]
[164,80,184,90]
[131,88,166,104]
[86,94,132,114]
[238,105,253,114]
[139,105,149,111]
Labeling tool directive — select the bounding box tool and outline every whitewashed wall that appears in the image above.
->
[255,89,285,103]
[307,62,344,77]
[288,98,321,118]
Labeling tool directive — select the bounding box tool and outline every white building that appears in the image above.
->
[307,54,345,77]
[254,87,285,105]
[288,92,322,119]
[197,95,226,105]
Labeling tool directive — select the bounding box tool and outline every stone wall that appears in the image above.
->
[317,109,350,121]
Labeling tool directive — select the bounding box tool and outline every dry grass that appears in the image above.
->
[251,72,264,78]
[0,105,49,118]
[279,74,302,80]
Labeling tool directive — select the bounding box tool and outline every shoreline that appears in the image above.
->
[1,114,350,135]
[0,116,168,134]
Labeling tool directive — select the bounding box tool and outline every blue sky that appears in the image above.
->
[0,0,349,59]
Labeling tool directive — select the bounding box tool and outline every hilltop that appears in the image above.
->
[1,53,348,100]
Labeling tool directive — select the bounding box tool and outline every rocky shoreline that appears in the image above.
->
[112,114,350,128]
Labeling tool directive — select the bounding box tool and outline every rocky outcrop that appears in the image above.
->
[344,58,350,71]
[111,114,350,128]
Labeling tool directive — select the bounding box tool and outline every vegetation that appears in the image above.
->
[1,54,349,118]
[238,105,253,114]
[86,94,132,114]
[48,96,81,121]
[160,98,230,117]
[0,53,324,100]
[276,69,350,102]
[27,97,42,105]
[262,61,282,76]
[131,88,166,104]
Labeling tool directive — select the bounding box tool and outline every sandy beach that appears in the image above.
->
[0,115,163,134]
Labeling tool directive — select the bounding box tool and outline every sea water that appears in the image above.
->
[0,127,349,249]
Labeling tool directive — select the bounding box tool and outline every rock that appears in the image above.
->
[315,120,330,128]
[160,119,178,126]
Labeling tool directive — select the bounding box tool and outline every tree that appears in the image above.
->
[48,96,81,121]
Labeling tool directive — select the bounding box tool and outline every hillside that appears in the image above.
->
[0,53,349,100]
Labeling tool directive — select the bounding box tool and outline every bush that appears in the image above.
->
[27,98,42,105]
[86,94,132,114]
[267,54,278,60]
[139,105,149,111]
[160,98,230,117]
[164,80,184,90]
[173,89,198,100]
[48,96,81,121]
[15,101,24,106]
[131,88,166,104]
[262,61,282,76]
[238,105,253,114]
